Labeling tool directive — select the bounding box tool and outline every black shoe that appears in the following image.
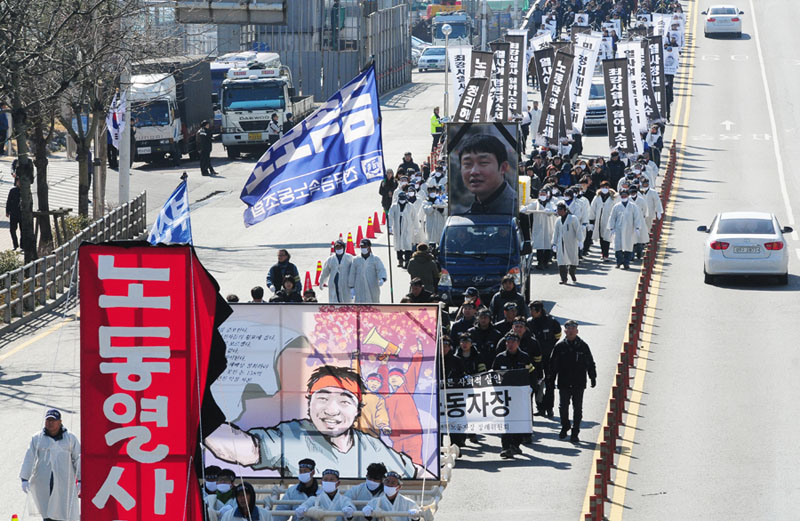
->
[533,410,547,417]
[559,427,569,439]
[546,409,554,418]
[500,450,512,459]
[570,273,577,282]
[468,434,479,443]
[201,172,211,176]
[623,264,630,270]
[570,433,580,443]
[511,445,523,455]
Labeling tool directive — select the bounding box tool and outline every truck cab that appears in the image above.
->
[437,214,532,308]
[130,74,183,165]
[432,12,473,46]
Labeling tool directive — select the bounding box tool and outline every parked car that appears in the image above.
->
[418,46,446,72]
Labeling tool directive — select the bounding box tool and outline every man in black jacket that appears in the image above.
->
[449,301,477,344]
[527,301,562,417]
[196,120,216,176]
[549,320,596,443]
[489,275,529,322]
[404,278,436,303]
[397,152,420,174]
[468,308,502,370]
[493,333,536,458]
[606,150,626,188]
[5,176,20,249]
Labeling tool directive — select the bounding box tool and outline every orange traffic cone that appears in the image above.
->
[346,232,356,255]
[356,226,364,247]
[314,261,323,286]
[373,211,382,234]
[12,515,19,521]
[330,241,335,254]
[339,232,344,242]
[303,271,313,294]
[366,216,376,239]
[381,211,387,226]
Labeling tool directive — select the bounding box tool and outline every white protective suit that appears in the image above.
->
[19,428,81,521]
[388,201,423,252]
[275,481,322,519]
[552,213,582,266]
[345,482,383,502]
[220,506,273,521]
[297,489,355,521]
[521,199,557,249]
[364,493,421,521]
[565,196,590,241]
[423,172,447,196]
[640,187,664,229]
[349,254,387,303]
[630,194,652,244]
[320,253,354,303]
[422,198,448,245]
[589,191,618,242]
[608,200,645,252]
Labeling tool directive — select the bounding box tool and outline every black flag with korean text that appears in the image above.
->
[603,58,636,153]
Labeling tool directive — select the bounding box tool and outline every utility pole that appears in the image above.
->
[118,68,131,204]
[481,0,488,51]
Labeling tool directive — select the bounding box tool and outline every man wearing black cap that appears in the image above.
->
[492,333,536,458]
[398,152,420,174]
[494,301,520,336]
[468,307,502,369]
[488,275,529,322]
[527,301,561,417]
[549,320,596,442]
[275,458,321,518]
[455,333,487,374]
[321,239,354,303]
[296,469,355,521]
[20,409,81,521]
[196,119,216,176]
[449,300,477,344]
[405,278,436,303]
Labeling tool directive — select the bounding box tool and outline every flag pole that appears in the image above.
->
[386,216,394,303]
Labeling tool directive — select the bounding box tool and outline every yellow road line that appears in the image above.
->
[580,2,700,518]
[0,315,77,364]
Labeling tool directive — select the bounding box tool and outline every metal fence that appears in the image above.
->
[367,4,413,96]
[0,193,147,335]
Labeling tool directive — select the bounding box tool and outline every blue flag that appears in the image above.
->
[240,64,385,226]
[148,180,193,245]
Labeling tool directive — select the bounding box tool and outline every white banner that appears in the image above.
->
[663,43,680,75]
[448,46,472,116]
[508,29,529,116]
[530,32,553,52]
[602,19,622,40]
[570,32,602,131]
[105,91,126,150]
[652,13,672,35]
[617,40,648,143]
[441,371,532,434]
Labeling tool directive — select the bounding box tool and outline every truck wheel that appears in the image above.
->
[227,147,239,160]
[172,146,181,166]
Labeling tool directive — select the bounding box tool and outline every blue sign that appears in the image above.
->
[148,180,193,245]
[240,64,385,226]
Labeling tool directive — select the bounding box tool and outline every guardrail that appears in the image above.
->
[0,192,147,335]
[585,141,678,521]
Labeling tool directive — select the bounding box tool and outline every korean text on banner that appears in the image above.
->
[570,32,602,132]
[506,30,528,119]
[202,303,441,480]
[490,42,511,122]
[79,243,229,521]
[241,64,385,226]
[603,57,636,154]
[537,50,574,145]
[148,179,192,245]
[448,46,472,116]
[442,369,532,434]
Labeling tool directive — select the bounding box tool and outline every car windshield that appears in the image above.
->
[709,7,737,14]
[589,83,605,100]
[223,81,285,111]
[717,218,774,234]
[131,100,170,127]
[422,47,446,57]
[443,225,516,255]
[434,23,468,39]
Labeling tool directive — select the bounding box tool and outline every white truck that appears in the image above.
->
[129,57,212,165]
[220,65,314,159]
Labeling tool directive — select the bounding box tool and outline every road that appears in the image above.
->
[1,25,688,521]
[603,1,800,520]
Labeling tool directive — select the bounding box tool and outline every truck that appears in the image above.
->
[129,57,212,165]
[436,214,533,309]
[220,64,315,159]
[431,11,474,46]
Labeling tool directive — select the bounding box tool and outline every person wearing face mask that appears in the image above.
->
[629,183,651,260]
[521,187,557,270]
[203,465,222,498]
[421,187,447,249]
[345,463,387,501]
[588,181,618,262]
[639,178,663,233]
[206,468,238,517]
[552,201,581,284]
[295,469,355,521]
[320,239,354,303]
[640,151,659,183]
[645,124,663,166]
[276,459,321,518]
[423,164,447,194]
[221,481,273,521]
[363,472,422,521]
[348,239,387,303]
[388,191,422,268]
[405,186,426,247]
[564,188,590,257]
[606,150,626,188]
[379,169,398,217]
[617,168,637,192]
[607,188,645,269]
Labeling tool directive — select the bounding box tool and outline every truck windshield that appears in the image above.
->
[442,225,515,256]
[223,82,285,111]
[589,83,605,100]
[131,100,170,127]
[434,23,468,39]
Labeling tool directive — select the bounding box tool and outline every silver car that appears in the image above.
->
[697,211,792,285]
[418,46,446,72]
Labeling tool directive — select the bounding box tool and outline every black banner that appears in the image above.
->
[470,51,494,122]
[646,35,667,116]
[603,58,635,153]
[570,25,592,43]
[640,39,662,123]
[533,47,555,104]
[454,77,489,123]
[490,41,511,121]
[506,33,525,119]
[537,49,574,145]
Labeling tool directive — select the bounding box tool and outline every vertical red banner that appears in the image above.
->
[79,244,221,520]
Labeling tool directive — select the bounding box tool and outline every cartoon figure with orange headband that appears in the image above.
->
[204,365,430,478]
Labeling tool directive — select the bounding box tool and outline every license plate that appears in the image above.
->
[733,246,760,254]
[248,132,262,140]
[137,147,151,154]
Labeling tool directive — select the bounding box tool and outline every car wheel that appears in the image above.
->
[778,273,788,285]
[704,269,715,285]
[736,31,741,38]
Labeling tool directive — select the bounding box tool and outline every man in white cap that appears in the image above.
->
[20,409,81,521]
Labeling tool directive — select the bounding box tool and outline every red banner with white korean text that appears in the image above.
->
[79,243,229,521]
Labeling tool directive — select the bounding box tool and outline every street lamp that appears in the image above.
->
[442,23,452,119]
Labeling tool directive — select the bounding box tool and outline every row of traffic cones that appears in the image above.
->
[304,211,387,294]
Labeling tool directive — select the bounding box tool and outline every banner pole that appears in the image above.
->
[386,217,394,303]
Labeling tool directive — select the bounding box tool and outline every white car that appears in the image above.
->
[583,79,607,131]
[697,211,792,285]
[418,46,446,72]
[702,5,743,38]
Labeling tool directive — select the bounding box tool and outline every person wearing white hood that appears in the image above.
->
[563,187,590,257]
[645,124,664,166]
[588,181,618,262]
[19,409,80,521]
[607,188,645,269]
[629,184,652,260]
[320,239,353,303]
[522,187,558,269]
[276,459,322,519]
[639,177,663,231]
[552,201,582,284]
[389,191,423,268]
[363,471,422,521]
[421,186,447,248]
[349,239,387,303]
[295,469,355,521]
[423,164,447,194]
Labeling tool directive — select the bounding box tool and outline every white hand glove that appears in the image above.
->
[551,245,557,252]
[409,509,420,517]
[378,279,385,287]
[587,224,594,231]
[342,505,355,518]
[295,505,307,517]
[635,228,640,234]
[656,213,662,220]
[77,481,81,495]
[219,504,234,515]
[21,480,30,493]
[362,505,374,517]
[268,285,276,293]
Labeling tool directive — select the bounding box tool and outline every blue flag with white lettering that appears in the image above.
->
[148,179,193,245]
[240,64,385,226]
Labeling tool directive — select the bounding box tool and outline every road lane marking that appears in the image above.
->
[0,315,76,364]
[795,249,800,261]
[749,0,799,241]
